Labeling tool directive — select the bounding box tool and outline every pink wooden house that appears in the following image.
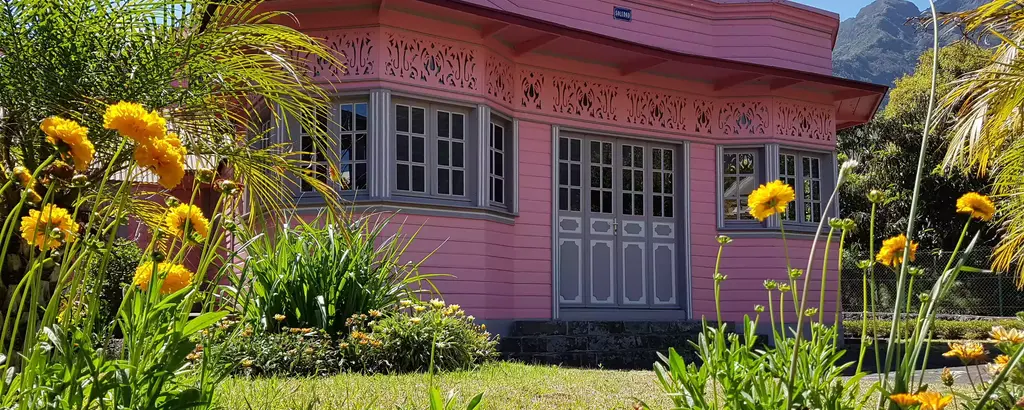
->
[265,0,886,337]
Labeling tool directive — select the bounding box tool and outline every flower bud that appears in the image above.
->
[215,179,240,196]
[223,219,238,233]
[716,235,733,245]
[941,367,954,387]
[24,189,41,205]
[908,266,925,277]
[196,169,215,183]
[714,273,728,283]
[69,174,89,188]
[804,308,818,317]
[867,189,885,204]
[46,161,74,181]
[165,196,181,208]
[778,283,792,292]
[754,305,765,313]
[856,259,872,270]
[828,218,843,229]
[12,166,35,189]
[788,268,803,279]
[763,280,777,290]
[918,293,931,303]
[151,251,165,262]
[48,227,63,239]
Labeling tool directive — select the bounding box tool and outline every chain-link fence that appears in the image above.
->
[840,248,1024,317]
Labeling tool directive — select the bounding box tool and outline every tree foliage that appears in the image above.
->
[838,42,994,254]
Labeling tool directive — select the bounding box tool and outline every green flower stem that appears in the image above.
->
[817,226,835,324]
[834,229,848,327]
[905,276,916,318]
[856,262,870,374]
[714,243,725,324]
[768,290,778,339]
[881,1,939,401]
[868,202,882,379]
[779,219,799,313]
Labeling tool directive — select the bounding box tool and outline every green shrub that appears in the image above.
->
[345,300,498,373]
[216,300,497,376]
[844,317,1024,340]
[90,238,142,329]
[226,212,441,334]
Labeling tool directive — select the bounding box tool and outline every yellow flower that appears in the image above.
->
[104,101,166,144]
[40,116,94,171]
[943,341,988,364]
[989,354,1011,375]
[747,180,795,221]
[19,204,79,251]
[164,204,210,242]
[133,261,194,294]
[991,326,1024,344]
[413,305,426,312]
[134,135,187,189]
[956,192,996,221]
[12,166,35,189]
[240,359,253,368]
[889,393,919,407]
[876,234,919,267]
[368,309,382,318]
[410,317,422,324]
[914,391,953,410]
[429,298,444,309]
[274,314,286,322]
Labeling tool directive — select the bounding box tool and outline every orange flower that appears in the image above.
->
[876,234,919,267]
[889,393,919,407]
[19,204,79,251]
[914,391,953,410]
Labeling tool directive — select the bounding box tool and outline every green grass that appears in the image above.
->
[214,361,669,409]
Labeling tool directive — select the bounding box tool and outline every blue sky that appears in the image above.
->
[797,0,933,20]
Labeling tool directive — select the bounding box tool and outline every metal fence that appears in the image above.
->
[840,248,1024,317]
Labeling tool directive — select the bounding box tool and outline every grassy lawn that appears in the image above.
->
[215,361,670,409]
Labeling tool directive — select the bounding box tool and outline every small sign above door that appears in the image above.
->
[613,6,632,22]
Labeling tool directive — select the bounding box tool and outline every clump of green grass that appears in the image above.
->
[844,318,1024,340]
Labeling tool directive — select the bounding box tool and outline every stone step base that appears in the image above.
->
[500,320,705,370]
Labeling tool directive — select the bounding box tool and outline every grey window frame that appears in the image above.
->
[337,101,370,193]
[390,98,475,205]
[488,114,513,209]
[717,146,767,230]
[778,148,836,230]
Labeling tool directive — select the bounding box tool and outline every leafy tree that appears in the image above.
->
[838,42,994,255]
[0,1,343,295]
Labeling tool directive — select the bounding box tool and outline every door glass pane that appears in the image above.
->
[602,191,612,214]
[591,191,601,212]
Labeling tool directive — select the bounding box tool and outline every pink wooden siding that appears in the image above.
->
[449,0,839,75]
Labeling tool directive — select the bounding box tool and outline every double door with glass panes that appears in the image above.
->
[556,133,680,309]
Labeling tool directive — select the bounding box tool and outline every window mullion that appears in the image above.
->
[477,104,490,207]
[765,143,780,229]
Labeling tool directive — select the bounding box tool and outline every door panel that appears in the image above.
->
[556,133,681,309]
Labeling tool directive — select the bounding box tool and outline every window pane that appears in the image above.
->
[602,142,611,164]
[590,166,600,188]
[723,153,737,173]
[634,194,644,216]
[622,169,632,191]
[591,190,601,212]
[653,173,662,193]
[803,179,812,200]
[723,199,737,219]
[634,170,643,191]
[559,188,569,211]
[559,163,569,185]
[664,150,673,171]
[437,112,449,138]
[570,188,581,211]
[397,164,409,191]
[355,134,366,161]
[493,153,503,176]
[739,153,754,174]
[341,104,353,131]
[738,175,756,196]
[452,114,464,139]
[340,135,352,161]
[453,142,464,167]
[494,179,504,203]
[812,181,821,200]
[634,146,643,167]
[653,149,662,170]
[602,191,612,214]
[602,167,611,189]
[622,145,632,167]
[803,157,811,177]
[437,140,450,166]
[412,137,425,163]
[664,197,673,217]
[570,139,581,162]
[301,135,313,161]
[412,165,425,192]
[412,107,425,134]
[559,138,569,161]
[723,176,737,194]
[591,141,601,163]
[653,196,662,217]
[396,105,409,132]
[353,163,366,190]
[437,168,450,195]
[396,135,409,161]
[664,173,673,194]
[570,164,581,186]
[453,170,464,196]
[623,193,632,215]
[493,126,503,149]
[355,103,368,131]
